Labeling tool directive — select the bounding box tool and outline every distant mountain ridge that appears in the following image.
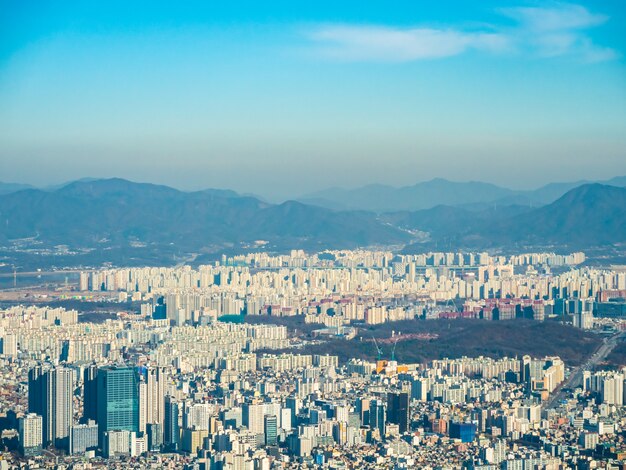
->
[0,181,34,195]
[0,178,623,266]
[300,176,626,212]
[2,176,625,212]
[0,178,411,253]
[397,183,626,251]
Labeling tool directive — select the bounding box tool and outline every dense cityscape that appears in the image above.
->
[2,1,626,468]
[0,250,625,468]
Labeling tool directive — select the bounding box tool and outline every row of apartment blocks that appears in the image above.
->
[0,306,290,365]
[79,265,618,303]
[219,250,586,270]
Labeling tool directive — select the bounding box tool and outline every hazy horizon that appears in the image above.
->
[2,1,626,200]
[2,172,625,204]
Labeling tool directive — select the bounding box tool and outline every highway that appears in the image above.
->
[543,330,625,410]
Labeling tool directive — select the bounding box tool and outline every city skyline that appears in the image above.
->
[3,1,626,467]
[2,1,626,200]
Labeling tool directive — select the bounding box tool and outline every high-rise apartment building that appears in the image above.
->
[28,366,73,450]
[83,364,98,423]
[243,403,265,435]
[69,420,98,455]
[19,413,43,456]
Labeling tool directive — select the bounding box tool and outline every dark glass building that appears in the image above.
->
[387,391,410,434]
[82,364,98,423]
[264,415,277,446]
[449,422,477,443]
[96,366,139,445]
[369,399,386,439]
[164,395,180,451]
[28,366,46,417]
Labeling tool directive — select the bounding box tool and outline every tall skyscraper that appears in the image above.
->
[82,364,98,423]
[96,366,139,445]
[369,399,386,440]
[164,396,180,451]
[28,366,73,450]
[138,380,147,434]
[46,367,74,450]
[28,365,46,417]
[138,366,165,441]
[146,367,166,428]
[387,391,410,434]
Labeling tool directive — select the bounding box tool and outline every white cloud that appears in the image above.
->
[500,3,617,62]
[499,3,607,31]
[307,25,508,62]
[305,3,617,63]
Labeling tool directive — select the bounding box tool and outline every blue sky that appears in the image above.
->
[1,1,625,200]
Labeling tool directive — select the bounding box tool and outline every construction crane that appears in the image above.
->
[444,298,461,313]
[391,337,399,362]
[372,336,383,361]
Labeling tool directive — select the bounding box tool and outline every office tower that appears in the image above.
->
[19,413,43,456]
[369,400,386,440]
[264,415,277,446]
[69,420,98,455]
[164,396,180,450]
[449,422,477,443]
[147,423,163,451]
[82,364,98,423]
[96,366,139,445]
[387,391,410,434]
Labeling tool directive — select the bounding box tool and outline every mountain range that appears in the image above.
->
[0,178,410,253]
[0,178,624,266]
[0,181,34,195]
[390,183,626,252]
[300,176,626,212]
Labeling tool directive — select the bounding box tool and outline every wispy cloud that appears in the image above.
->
[499,3,607,31]
[308,26,508,62]
[500,3,617,62]
[305,3,617,63]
